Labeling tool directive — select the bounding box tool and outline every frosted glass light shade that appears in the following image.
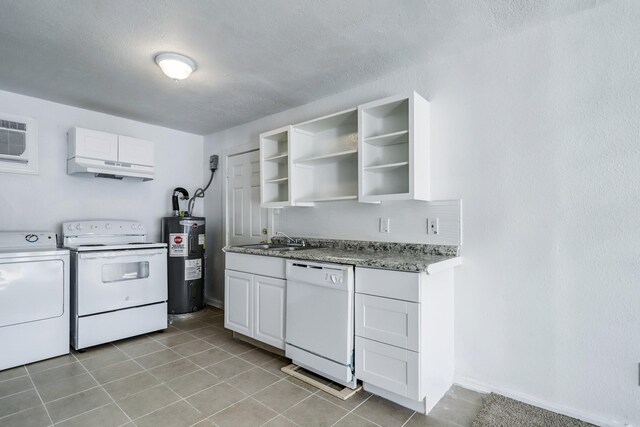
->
[155,53,196,80]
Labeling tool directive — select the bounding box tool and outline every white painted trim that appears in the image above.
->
[454,375,629,427]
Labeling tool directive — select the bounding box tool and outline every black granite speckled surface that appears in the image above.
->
[223,237,460,273]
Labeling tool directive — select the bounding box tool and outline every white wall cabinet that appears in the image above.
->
[358,92,430,202]
[118,135,154,166]
[259,126,297,207]
[355,266,453,414]
[224,253,286,350]
[67,127,155,180]
[258,91,430,207]
[69,128,155,166]
[289,108,359,204]
[70,128,119,161]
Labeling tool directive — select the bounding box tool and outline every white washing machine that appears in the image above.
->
[0,232,70,371]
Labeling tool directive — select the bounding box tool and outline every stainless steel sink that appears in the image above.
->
[239,243,311,251]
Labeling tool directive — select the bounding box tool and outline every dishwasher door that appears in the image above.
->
[285,260,354,365]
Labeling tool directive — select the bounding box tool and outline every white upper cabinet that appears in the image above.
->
[258,91,430,207]
[69,128,118,161]
[358,92,430,202]
[260,126,294,207]
[290,108,358,205]
[118,135,154,166]
[68,127,155,181]
[68,128,155,167]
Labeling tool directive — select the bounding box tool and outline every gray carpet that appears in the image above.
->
[472,394,595,427]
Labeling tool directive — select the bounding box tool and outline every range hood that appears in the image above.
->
[67,156,154,181]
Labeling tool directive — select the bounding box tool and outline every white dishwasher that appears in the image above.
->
[285,260,356,388]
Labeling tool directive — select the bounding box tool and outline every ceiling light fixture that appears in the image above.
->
[154,52,196,81]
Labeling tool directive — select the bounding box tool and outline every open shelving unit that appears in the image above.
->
[260,126,294,207]
[358,92,430,202]
[257,91,431,208]
[290,109,359,205]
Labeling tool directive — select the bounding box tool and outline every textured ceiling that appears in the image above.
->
[0,0,603,135]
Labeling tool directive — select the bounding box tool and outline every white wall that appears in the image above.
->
[204,1,639,424]
[0,90,204,242]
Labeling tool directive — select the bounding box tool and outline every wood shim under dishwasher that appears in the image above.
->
[281,364,362,400]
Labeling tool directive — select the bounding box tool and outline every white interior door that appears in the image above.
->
[226,150,268,246]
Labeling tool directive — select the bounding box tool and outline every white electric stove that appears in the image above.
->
[63,220,168,350]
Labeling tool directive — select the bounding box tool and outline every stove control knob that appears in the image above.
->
[105,223,112,230]
[67,224,74,231]
[76,223,83,231]
[138,224,144,230]
[131,224,136,230]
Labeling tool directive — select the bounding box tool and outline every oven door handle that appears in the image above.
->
[78,249,166,259]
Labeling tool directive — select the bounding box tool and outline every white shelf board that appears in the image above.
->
[294,149,357,166]
[363,161,409,172]
[263,153,288,161]
[361,192,411,200]
[293,108,358,134]
[295,195,357,203]
[264,177,289,184]
[363,130,408,146]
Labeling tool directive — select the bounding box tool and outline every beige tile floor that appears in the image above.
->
[0,307,486,427]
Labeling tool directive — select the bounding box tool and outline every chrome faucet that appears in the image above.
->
[275,231,306,247]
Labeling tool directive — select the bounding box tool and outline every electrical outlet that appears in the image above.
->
[379,218,390,233]
[428,218,439,235]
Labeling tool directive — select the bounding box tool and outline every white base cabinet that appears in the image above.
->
[224,253,286,350]
[355,267,454,414]
[253,275,286,348]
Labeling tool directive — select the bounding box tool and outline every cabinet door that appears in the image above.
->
[75,128,118,161]
[118,136,154,166]
[253,275,286,349]
[355,294,419,351]
[355,336,420,400]
[224,270,252,336]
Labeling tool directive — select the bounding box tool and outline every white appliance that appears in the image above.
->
[67,127,154,181]
[0,232,69,370]
[63,220,167,350]
[285,260,356,388]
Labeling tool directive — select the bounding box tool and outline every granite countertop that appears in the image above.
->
[223,238,462,274]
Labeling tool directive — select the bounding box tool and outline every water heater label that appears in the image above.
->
[185,258,202,280]
[169,233,188,257]
[198,234,205,246]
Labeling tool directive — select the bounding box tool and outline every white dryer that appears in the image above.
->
[0,232,70,370]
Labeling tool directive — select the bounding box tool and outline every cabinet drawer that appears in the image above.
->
[355,267,421,302]
[355,336,420,400]
[355,294,419,351]
[226,252,286,279]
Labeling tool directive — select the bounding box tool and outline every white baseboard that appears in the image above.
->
[205,297,223,309]
[454,375,630,427]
